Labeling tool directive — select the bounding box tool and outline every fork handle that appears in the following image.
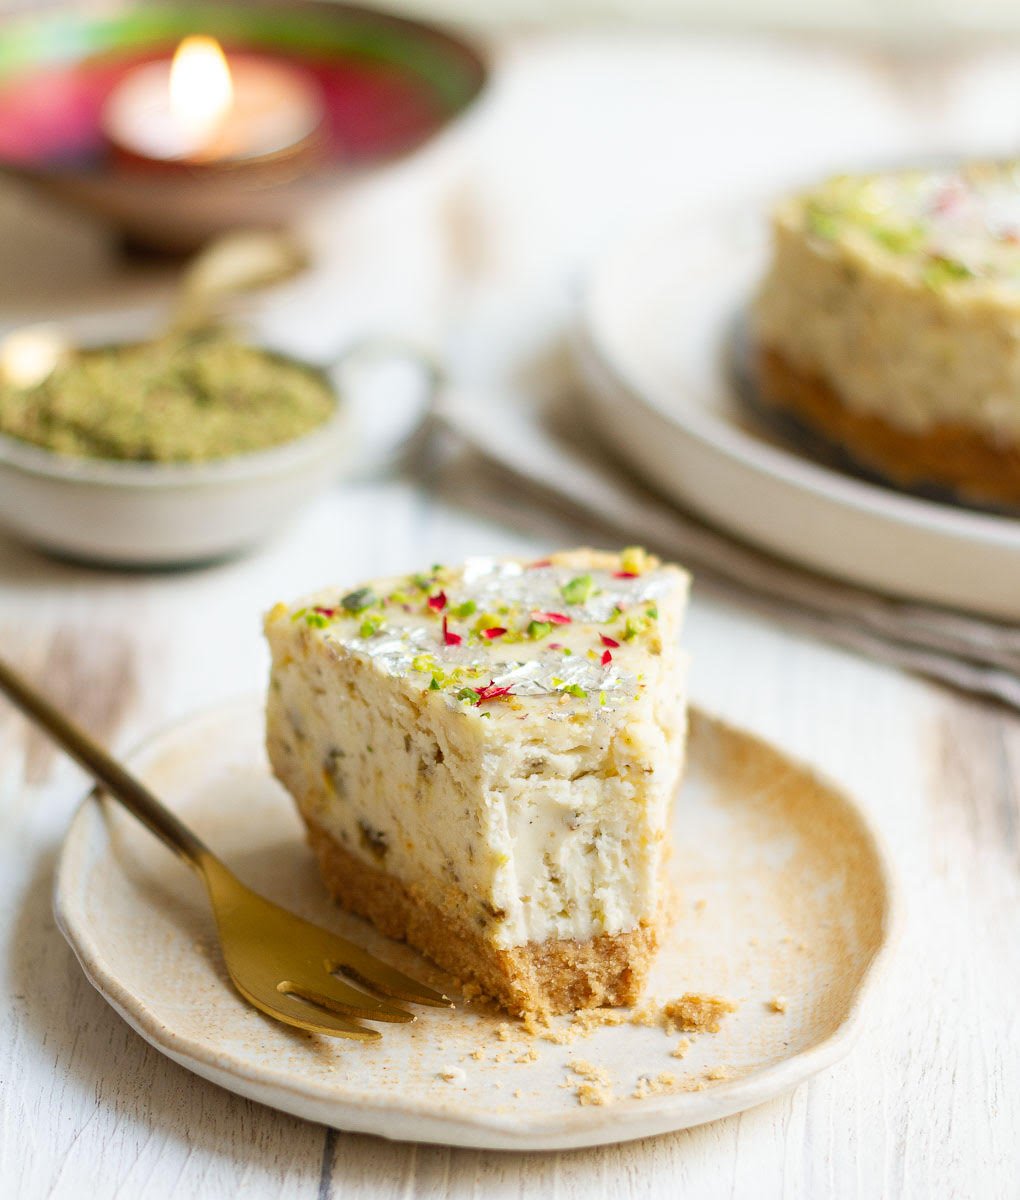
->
[0,654,211,867]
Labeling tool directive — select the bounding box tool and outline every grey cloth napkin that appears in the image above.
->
[437,386,1020,711]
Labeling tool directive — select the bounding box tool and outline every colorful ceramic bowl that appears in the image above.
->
[0,1,486,251]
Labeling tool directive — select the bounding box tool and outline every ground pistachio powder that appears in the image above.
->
[0,329,337,463]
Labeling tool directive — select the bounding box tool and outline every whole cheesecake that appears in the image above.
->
[264,548,689,1016]
[752,163,1020,508]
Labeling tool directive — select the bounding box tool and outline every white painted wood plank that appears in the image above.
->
[5,479,1016,1199]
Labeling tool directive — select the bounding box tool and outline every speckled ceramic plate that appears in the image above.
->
[576,206,1020,621]
[54,697,895,1150]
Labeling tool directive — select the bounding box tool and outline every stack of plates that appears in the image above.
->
[575,208,1020,622]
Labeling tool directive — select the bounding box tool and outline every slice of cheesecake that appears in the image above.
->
[264,548,690,1016]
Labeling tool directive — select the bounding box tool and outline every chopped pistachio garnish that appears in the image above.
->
[561,574,594,604]
[622,615,647,641]
[871,223,925,255]
[923,255,975,290]
[342,587,376,614]
[806,205,840,239]
[289,550,677,711]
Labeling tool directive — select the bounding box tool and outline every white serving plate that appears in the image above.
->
[54,697,895,1151]
[576,208,1020,621]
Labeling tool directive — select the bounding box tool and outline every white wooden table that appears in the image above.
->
[2,30,1018,1199]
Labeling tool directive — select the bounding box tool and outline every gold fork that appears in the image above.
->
[0,656,449,1039]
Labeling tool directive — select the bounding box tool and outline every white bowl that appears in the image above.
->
[0,408,351,567]
[0,332,433,567]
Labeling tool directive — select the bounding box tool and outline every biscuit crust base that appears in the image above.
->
[753,344,1020,509]
[302,815,658,1017]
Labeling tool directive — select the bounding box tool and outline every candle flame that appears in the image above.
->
[169,36,233,147]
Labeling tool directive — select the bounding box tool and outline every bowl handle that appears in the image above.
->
[328,337,443,479]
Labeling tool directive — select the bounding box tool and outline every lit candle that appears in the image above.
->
[101,36,324,165]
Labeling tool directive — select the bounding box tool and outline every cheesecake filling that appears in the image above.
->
[265,552,688,951]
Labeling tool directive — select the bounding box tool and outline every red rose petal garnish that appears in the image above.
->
[932,183,963,216]
[482,626,507,639]
[428,591,447,612]
[313,606,337,617]
[528,559,553,569]
[532,611,571,625]
[600,634,620,648]
[475,680,514,704]
[442,616,461,646]
[613,571,638,579]
[601,649,612,666]
[548,642,563,650]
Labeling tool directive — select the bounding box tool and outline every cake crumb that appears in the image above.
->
[514,1046,539,1064]
[522,1010,570,1045]
[628,1003,661,1028]
[521,1011,544,1037]
[662,993,737,1035]
[576,1081,612,1106]
[572,1007,628,1035]
[670,1037,692,1059]
[437,1066,465,1084]
[521,1005,629,1046]
[769,995,788,1013]
[469,1049,485,1060]
[567,1059,615,1107]
[496,1022,512,1042]
[568,1058,611,1084]
[513,1088,523,1099]
[693,898,707,913]
[632,1071,679,1099]
[704,1066,731,1082]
